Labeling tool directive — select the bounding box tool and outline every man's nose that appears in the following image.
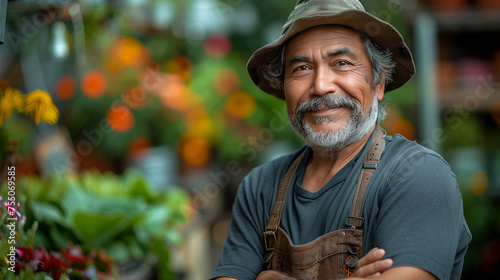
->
[312,65,338,96]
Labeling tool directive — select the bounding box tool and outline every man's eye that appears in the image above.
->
[293,65,311,72]
[336,61,349,66]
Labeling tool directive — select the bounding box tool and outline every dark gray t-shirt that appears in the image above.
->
[211,133,471,280]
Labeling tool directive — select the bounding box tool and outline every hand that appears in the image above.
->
[351,247,393,278]
[255,270,298,279]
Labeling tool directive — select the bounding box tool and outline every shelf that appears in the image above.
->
[429,9,500,31]
[438,87,500,111]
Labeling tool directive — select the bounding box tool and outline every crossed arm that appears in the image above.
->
[347,248,436,280]
[213,248,437,280]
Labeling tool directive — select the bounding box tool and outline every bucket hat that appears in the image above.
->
[247,0,415,99]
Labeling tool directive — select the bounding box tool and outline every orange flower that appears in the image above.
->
[157,74,190,110]
[180,136,210,167]
[225,90,256,119]
[106,105,134,133]
[81,70,107,98]
[112,36,148,68]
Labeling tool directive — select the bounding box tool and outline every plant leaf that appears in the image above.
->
[71,212,128,247]
[30,201,69,227]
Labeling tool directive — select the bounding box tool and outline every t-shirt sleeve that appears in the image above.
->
[210,172,269,280]
[373,150,471,280]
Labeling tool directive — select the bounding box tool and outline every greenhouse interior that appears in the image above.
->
[0,0,500,279]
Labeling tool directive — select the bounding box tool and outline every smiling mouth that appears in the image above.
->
[313,115,338,124]
[318,105,336,110]
[309,105,345,115]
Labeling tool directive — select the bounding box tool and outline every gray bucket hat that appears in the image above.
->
[246,0,415,100]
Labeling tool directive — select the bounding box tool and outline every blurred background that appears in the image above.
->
[0,0,499,279]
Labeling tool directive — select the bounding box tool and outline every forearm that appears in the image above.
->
[346,266,437,280]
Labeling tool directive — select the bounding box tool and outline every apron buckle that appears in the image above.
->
[346,215,364,229]
[264,231,277,251]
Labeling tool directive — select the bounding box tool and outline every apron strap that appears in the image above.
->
[263,125,386,251]
[264,149,306,251]
[346,126,386,229]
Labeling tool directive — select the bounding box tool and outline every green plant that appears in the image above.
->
[0,182,121,279]
[15,169,190,278]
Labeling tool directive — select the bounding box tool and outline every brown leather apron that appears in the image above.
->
[256,126,386,280]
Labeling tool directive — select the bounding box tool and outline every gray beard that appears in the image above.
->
[289,93,379,158]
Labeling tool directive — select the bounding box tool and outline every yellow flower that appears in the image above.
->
[0,87,24,125]
[5,87,24,110]
[0,98,10,125]
[24,89,60,124]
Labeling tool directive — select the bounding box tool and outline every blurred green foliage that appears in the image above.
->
[9,169,190,278]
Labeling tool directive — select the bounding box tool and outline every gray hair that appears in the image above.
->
[260,28,396,122]
[356,30,395,91]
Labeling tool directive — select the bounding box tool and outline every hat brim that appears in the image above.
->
[246,10,415,100]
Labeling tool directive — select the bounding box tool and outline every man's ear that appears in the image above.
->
[374,73,386,101]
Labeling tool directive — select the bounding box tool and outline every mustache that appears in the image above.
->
[294,94,362,119]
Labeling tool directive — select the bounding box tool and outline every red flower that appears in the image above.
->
[13,244,120,279]
[42,252,69,279]
[61,243,88,268]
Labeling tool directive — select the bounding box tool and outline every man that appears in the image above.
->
[211,0,471,279]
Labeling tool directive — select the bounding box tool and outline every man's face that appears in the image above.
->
[283,25,385,151]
